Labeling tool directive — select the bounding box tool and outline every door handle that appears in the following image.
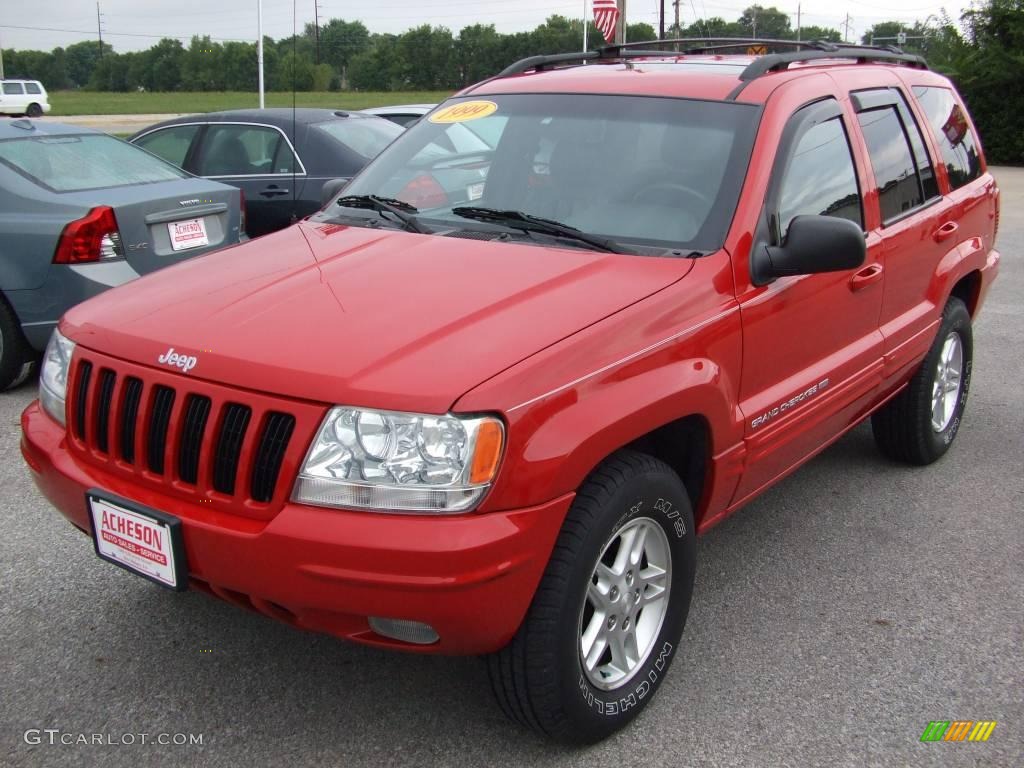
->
[849,263,884,292]
[933,221,959,242]
[259,186,290,198]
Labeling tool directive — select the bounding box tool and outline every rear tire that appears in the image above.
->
[871,297,973,465]
[0,298,36,391]
[487,450,696,743]
[26,103,43,118]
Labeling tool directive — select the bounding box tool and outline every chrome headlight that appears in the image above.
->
[39,329,75,426]
[293,406,504,513]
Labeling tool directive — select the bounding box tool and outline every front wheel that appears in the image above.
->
[872,297,973,464]
[487,450,696,743]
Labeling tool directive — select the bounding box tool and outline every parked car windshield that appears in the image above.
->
[0,134,187,192]
[315,118,403,160]
[339,93,759,252]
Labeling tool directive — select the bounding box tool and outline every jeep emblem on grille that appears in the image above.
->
[158,347,198,373]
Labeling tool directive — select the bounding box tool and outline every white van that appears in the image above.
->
[0,80,51,117]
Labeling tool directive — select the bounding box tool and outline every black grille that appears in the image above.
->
[250,413,296,503]
[119,377,143,463]
[95,369,116,453]
[213,404,251,495]
[146,386,176,474]
[177,395,212,485]
[74,361,93,440]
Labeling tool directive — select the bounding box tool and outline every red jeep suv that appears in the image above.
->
[21,40,1000,742]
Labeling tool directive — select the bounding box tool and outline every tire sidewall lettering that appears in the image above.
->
[577,641,675,716]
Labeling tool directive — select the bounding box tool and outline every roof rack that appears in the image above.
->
[495,37,928,81]
[738,46,928,80]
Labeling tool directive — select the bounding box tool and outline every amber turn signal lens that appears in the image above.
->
[469,420,504,484]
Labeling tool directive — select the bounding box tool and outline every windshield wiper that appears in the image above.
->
[336,195,432,234]
[452,206,632,254]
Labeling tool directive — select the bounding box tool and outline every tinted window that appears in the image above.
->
[777,115,862,237]
[3,82,25,95]
[315,118,403,160]
[25,82,42,95]
[342,94,760,252]
[857,107,924,222]
[912,86,983,189]
[196,124,296,176]
[0,134,187,192]
[895,92,939,201]
[134,124,200,168]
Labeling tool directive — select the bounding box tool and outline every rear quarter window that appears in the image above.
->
[315,118,403,160]
[0,134,187,192]
[25,82,42,95]
[912,86,983,190]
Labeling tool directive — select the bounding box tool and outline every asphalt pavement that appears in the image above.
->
[2,170,1021,768]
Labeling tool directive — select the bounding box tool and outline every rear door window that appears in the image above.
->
[776,107,862,239]
[0,134,187,192]
[134,124,201,169]
[912,86,983,190]
[195,124,298,176]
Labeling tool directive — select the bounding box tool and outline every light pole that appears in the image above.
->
[257,0,265,109]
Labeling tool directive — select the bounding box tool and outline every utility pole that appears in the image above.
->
[673,0,680,36]
[0,30,5,80]
[659,0,665,39]
[796,3,801,41]
[313,1,321,65]
[842,13,852,43]
[96,2,104,59]
[257,0,265,108]
[615,0,627,45]
[751,7,758,38]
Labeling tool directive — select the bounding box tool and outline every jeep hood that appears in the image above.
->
[62,222,693,413]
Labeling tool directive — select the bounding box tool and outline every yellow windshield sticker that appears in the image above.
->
[429,101,498,124]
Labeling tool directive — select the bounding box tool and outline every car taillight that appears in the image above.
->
[398,173,448,210]
[53,206,123,264]
[239,189,247,235]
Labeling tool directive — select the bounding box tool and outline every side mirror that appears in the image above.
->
[320,178,350,208]
[752,215,866,285]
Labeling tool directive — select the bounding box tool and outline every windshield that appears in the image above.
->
[338,94,759,252]
[315,118,404,160]
[0,134,188,192]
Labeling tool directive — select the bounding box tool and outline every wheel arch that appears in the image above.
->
[949,269,982,317]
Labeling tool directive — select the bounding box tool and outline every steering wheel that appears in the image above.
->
[626,179,712,210]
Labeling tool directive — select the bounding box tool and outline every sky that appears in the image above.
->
[0,0,972,53]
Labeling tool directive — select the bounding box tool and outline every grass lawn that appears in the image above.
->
[48,90,454,116]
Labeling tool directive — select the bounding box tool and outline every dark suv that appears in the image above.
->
[22,40,999,743]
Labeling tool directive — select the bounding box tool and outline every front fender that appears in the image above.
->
[459,278,744,512]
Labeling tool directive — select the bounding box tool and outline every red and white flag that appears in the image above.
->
[593,0,620,44]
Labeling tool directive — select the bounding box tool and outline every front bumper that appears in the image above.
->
[22,401,571,655]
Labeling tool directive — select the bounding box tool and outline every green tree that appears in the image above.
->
[275,51,316,91]
[739,5,792,39]
[181,36,224,91]
[798,25,841,43]
[314,19,370,77]
[457,24,505,86]
[65,40,110,88]
[221,41,257,91]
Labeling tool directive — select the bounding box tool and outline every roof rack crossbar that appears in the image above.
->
[739,47,928,80]
[601,37,836,55]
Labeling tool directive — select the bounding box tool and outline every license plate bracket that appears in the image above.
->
[87,490,188,591]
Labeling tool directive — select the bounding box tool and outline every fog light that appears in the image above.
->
[369,617,439,645]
